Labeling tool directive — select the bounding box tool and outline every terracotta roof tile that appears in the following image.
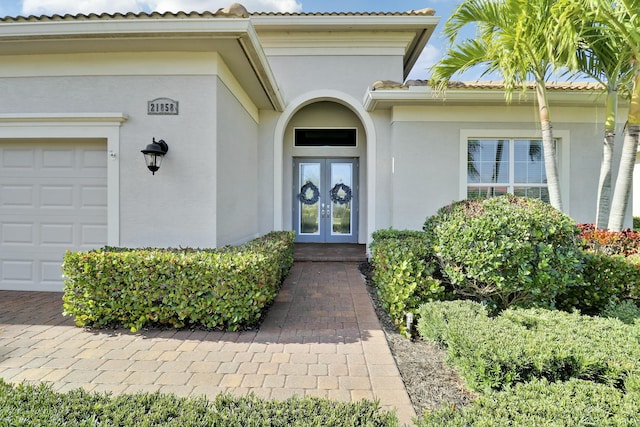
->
[372,79,604,91]
[0,7,435,23]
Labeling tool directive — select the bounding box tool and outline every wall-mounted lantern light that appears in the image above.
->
[141,138,169,175]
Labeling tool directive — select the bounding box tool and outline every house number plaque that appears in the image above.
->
[148,98,179,115]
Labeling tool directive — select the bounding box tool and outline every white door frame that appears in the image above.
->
[272,90,376,245]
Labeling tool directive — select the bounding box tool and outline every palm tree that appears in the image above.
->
[560,0,640,231]
[565,15,634,228]
[431,0,576,211]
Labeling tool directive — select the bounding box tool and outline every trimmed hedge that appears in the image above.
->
[419,378,640,426]
[557,252,640,315]
[423,195,584,312]
[417,301,640,392]
[62,231,295,332]
[0,380,398,426]
[370,229,445,335]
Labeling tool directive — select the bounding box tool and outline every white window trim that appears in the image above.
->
[459,129,570,213]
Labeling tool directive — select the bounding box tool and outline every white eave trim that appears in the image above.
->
[0,17,253,39]
[0,112,128,124]
[364,87,608,111]
[251,14,440,31]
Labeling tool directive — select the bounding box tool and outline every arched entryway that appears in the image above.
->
[272,91,376,245]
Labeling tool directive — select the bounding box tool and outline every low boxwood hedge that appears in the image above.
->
[62,231,295,332]
[417,301,640,392]
[418,378,640,426]
[369,229,445,336]
[0,380,398,426]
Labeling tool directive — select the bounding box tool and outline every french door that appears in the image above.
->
[293,158,358,243]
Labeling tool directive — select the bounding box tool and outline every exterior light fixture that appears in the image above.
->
[141,138,169,175]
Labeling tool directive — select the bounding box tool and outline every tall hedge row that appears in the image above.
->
[62,231,295,332]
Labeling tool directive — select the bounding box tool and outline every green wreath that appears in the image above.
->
[330,183,352,205]
[298,181,320,205]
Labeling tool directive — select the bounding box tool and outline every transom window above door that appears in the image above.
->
[294,128,357,147]
[466,138,556,203]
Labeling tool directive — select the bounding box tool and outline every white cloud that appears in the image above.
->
[21,0,301,15]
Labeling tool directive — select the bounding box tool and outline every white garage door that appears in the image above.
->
[0,140,107,291]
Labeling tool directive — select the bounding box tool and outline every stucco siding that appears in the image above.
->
[1,73,219,248]
[387,108,621,229]
[390,121,460,230]
[266,56,402,102]
[216,79,260,246]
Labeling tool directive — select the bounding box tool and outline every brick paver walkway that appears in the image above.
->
[0,262,415,425]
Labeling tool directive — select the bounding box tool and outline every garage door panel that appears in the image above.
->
[2,148,35,169]
[1,222,33,244]
[82,149,108,170]
[80,185,107,208]
[40,223,74,245]
[81,224,108,246]
[1,259,33,282]
[41,147,76,169]
[1,185,34,207]
[41,185,74,208]
[1,140,107,291]
[41,261,64,284]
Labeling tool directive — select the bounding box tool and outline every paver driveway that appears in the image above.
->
[0,262,415,425]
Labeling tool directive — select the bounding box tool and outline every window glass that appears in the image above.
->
[467,138,555,201]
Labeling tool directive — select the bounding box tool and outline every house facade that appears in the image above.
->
[0,4,626,291]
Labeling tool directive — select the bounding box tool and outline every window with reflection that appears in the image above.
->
[467,138,555,202]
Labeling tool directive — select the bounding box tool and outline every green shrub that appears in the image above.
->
[417,301,640,392]
[634,216,640,231]
[62,231,295,332]
[600,300,640,325]
[423,195,584,311]
[418,378,640,426]
[557,252,640,315]
[0,380,398,426]
[369,229,445,335]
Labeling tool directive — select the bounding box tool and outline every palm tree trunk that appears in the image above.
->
[535,81,563,211]
[595,89,618,229]
[608,71,640,231]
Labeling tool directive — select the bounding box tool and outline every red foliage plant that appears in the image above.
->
[577,223,640,256]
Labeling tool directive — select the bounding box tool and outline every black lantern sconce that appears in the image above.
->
[141,138,169,175]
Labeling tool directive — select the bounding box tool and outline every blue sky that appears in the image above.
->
[0,0,473,81]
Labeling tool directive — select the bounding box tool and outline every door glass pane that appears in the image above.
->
[299,163,320,235]
[330,163,352,235]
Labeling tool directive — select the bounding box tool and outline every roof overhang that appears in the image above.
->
[251,13,439,81]
[0,15,285,111]
[364,85,611,111]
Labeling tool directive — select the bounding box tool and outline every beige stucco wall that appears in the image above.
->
[266,55,402,103]
[382,104,627,230]
[0,52,246,248]
[216,80,260,246]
